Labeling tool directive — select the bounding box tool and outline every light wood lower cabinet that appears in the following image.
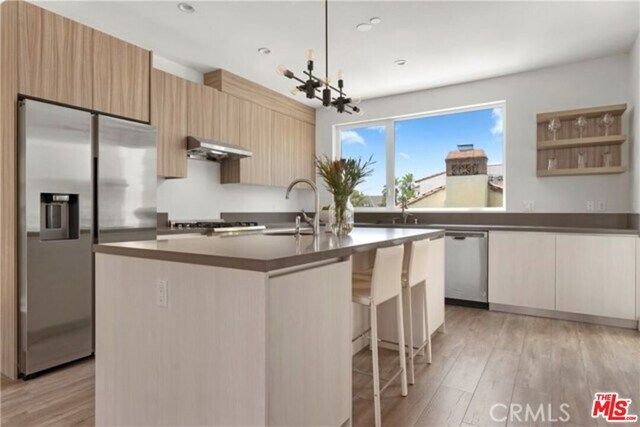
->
[488,231,556,310]
[151,69,188,178]
[18,1,93,109]
[488,231,637,322]
[556,234,636,320]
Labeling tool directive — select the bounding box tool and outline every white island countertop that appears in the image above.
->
[94,226,445,271]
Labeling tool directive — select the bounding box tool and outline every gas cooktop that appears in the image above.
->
[169,220,266,233]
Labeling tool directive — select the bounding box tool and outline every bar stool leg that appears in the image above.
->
[370,303,382,427]
[404,286,415,385]
[395,294,409,397]
[422,281,432,364]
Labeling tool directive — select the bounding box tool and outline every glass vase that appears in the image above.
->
[329,196,354,237]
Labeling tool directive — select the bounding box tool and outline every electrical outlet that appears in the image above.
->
[523,200,535,212]
[586,201,595,211]
[597,201,606,211]
[157,279,168,308]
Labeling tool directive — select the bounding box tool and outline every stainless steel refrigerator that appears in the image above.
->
[19,99,157,377]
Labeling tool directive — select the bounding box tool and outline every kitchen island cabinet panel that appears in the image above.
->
[95,254,267,426]
[93,31,150,122]
[556,234,636,320]
[96,254,353,426]
[18,2,93,109]
[488,231,556,310]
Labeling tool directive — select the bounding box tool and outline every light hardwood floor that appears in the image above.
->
[1,306,639,427]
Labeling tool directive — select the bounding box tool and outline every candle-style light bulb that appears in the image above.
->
[276,65,288,76]
[290,87,300,96]
[337,69,344,80]
[350,95,361,105]
[306,49,315,60]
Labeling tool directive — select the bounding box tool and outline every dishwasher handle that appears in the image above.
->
[445,231,488,239]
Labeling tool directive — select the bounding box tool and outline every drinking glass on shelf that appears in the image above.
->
[548,118,561,141]
[599,113,615,136]
[603,151,613,167]
[577,152,587,168]
[574,116,588,139]
[547,158,557,170]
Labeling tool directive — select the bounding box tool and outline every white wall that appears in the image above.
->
[153,54,204,84]
[630,35,640,212]
[157,160,314,220]
[316,54,633,213]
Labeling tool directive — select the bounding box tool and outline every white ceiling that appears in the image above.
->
[35,1,640,106]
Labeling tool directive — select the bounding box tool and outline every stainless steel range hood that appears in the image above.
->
[186,136,252,161]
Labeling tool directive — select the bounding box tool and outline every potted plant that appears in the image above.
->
[315,155,375,236]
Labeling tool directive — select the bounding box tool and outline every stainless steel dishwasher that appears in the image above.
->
[445,231,488,307]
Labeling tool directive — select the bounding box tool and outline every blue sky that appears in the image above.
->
[341,107,504,197]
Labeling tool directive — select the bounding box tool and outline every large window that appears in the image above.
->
[339,123,387,207]
[339,103,505,210]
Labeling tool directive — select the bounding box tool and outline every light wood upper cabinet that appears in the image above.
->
[152,69,188,178]
[271,112,296,187]
[488,231,556,310]
[216,91,241,146]
[18,1,93,109]
[269,113,316,187]
[221,101,273,185]
[297,120,316,182]
[93,31,150,122]
[556,234,636,320]
[187,82,217,141]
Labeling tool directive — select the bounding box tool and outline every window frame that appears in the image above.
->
[334,100,507,212]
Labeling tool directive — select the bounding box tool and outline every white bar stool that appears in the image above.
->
[352,244,408,427]
[403,239,432,385]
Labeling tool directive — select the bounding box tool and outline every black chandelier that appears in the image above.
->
[276,0,362,115]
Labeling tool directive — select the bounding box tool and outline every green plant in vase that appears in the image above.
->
[315,155,375,236]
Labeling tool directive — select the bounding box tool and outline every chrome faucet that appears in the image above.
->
[285,178,320,236]
[392,199,416,225]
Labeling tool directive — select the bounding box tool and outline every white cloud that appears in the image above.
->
[491,107,503,136]
[399,152,411,160]
[341,130,366,146]
[368,125,386,134]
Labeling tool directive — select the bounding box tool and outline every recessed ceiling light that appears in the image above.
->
[177,2,195,13]
[257,47,271,55]
[370,17,382,25]
[356,23,372,32]
[394,59,407,66]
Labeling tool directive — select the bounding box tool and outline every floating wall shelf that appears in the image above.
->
[537,166,627,177]
[537,135,627,151]
[536,104,627,177]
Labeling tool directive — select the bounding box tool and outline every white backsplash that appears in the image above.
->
[157,159,315,220]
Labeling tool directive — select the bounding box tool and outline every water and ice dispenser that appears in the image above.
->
[40,193,79,241]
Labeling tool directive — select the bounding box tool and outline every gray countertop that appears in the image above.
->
[95,227,445,272]
[356,223,639,235]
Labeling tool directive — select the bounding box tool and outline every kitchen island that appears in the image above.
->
[93,227,444,426]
